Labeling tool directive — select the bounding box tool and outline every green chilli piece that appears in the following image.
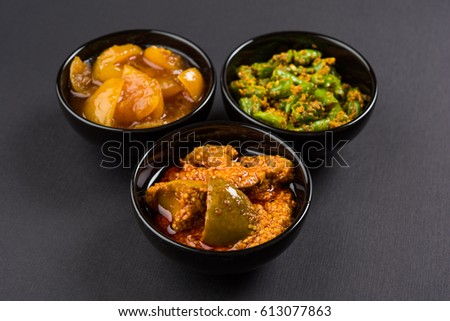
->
[328,104,343,120]
[314,88,339,106]
[293,49,322,66]
[345,100,361,117]
[322,74,341,88]
[272,68,301,83]
[309,118,330,131]
[251,62,274,78]
[238,85,267,98]
[311,73,325,85]
[312,57,334,72]
[334,86,345,101]
[280,95,300,114]
[291,101,323,124]
[253,110,286,128]
[236,65,255,80]
[287,64,306,76]
[238,97,261,115]
[272,68,314,94]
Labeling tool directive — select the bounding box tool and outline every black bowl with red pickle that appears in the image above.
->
[131,122,312,274]
[56,29,216,146]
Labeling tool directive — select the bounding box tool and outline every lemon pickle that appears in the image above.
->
[231,49,369,131]
[69,44,205,129]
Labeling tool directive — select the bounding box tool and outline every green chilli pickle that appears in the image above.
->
[231,49,369,131]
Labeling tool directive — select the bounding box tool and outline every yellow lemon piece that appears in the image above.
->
[177,67,205,102]
[156,76,184,99]
[83,78,124,126]
[92,44,142,82]
[69,56,94,95]
[114,65,163,125]
[144,46,184,70]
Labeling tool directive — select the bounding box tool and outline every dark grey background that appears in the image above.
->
[1,0,449,300]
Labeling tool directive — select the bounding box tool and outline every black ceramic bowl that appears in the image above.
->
[56,29,216,146]
[221,31,378,167]
[131,122,312,274]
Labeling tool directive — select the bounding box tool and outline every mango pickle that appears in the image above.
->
[146,145,297,251]
[146,180,207,232]
[68,44,206,129]
[202,178,255,246]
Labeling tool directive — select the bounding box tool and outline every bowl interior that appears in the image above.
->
[222,31,377,130]
[57,29,215,130]
[131,122,312,253]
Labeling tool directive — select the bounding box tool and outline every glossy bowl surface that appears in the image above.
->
[56,29,216,146]
[221,31,378,167]
[131,121,312,274]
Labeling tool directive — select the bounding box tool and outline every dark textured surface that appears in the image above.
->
[1,0,449,300]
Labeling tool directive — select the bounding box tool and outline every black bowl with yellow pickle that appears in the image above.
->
[56,29,215,148]
[131,122,312,274]
[221,31,378,167]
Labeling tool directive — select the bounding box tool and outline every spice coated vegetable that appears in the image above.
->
[146,145,297,251]
[231,49,369,131]
[69,44,205,129]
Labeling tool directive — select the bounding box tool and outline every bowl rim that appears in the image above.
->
[130,120,313,257]
[221,30,378,136]
[56,29,216,133]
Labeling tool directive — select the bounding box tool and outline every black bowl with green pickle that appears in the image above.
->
[221,31,378,167]
[56,29,216,148]
[131,122,312,274]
